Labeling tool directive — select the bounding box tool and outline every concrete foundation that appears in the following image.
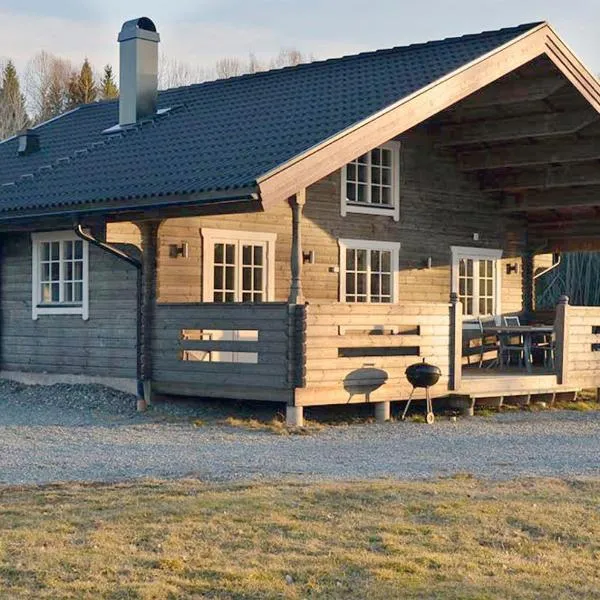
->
[286,405,304,427]
[374,401,391,423]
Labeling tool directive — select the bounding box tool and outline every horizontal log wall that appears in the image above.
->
[564,306,600,387]
[152,302,294,402]
[0,233,138,379]
[113,129,526,310]
[298,302,451,406]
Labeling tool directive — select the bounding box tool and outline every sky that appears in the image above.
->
[0,0,598,77]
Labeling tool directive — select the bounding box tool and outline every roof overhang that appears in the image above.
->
[258,23,600,206]
[0,186,260,228]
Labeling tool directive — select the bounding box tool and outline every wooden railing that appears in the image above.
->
[152,303,296,402]
[555,296,600,388]
[297,302,453,406]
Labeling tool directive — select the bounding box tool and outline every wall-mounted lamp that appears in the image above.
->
[169,242,189,259]
[506,263,519,275]
[302,250,315,265]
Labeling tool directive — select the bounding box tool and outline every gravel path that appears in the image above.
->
[0,380,598,485]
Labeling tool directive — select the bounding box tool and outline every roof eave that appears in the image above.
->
[0,185,261,224]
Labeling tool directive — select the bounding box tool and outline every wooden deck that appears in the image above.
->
[458,366,578,399]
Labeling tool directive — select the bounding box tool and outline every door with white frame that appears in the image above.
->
[451,246,503,322]
[199,229,277,363]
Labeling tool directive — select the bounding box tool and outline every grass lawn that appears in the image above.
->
[0,478,598,599]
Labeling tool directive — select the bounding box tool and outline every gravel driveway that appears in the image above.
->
[0,380,598,485]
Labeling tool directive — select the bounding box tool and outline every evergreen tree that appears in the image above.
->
[100,64,118,100]
[78,58,97,104]
[66,58,97,109]
[0,60,29,139]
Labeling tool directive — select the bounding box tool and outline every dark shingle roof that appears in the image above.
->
[0,22,542,217]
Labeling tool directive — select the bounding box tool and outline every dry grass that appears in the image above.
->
[0,478,599,599]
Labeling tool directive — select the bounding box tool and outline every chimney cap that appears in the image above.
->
[118,17,160,43]
[17,129,40,156]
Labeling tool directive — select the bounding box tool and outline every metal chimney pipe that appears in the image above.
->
[118,17,160,126]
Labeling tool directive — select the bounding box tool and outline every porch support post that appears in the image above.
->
[555,295,570,385]
[522,248,535,318]
[139,220,160,407]
[288,190,306,305]
[449,293,463,391]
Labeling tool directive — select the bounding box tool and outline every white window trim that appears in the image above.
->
[451,246,503,319]
[31,231,89,321]
[201,228,277,302]
[338,238,401,303]
[340,141,401,221]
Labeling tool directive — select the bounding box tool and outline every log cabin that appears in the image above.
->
[0,17,599,425]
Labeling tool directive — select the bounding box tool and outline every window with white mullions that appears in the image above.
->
[202,229,276,303]
[341,142,400,220]
[213,243,236,302]
[339,239,400,303]
[451,247,502,318]
[31,232,89,320]
[241,244,264,303]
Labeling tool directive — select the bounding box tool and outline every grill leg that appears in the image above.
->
[426,388,435,425]
[401,388,416,421]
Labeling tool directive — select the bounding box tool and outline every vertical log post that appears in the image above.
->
[288,190,306,305]
[287,190,306,426]
[554,295,570,385]
[139,221,160,408]
[522,248,535,320]
[449,293,463,391]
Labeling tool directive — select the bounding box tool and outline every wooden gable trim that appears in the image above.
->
[258,23,600,207]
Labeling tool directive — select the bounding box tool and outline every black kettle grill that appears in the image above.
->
[402,359,441,424]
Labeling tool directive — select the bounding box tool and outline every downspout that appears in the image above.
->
[73,224,145,405]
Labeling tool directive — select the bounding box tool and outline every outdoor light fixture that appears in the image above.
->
[169,243,189,258]
[302,250,315,264]
[506,263,519,275]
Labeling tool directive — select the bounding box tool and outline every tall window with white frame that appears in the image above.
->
[31,232,89,320]
[339,239,400,304]
[341,142,401,221]
[452,247,502,318]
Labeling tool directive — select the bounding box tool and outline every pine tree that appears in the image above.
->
[66,58,97,109]
[100,64,118,100]
[0,60,29,139]
[78,58,97,104]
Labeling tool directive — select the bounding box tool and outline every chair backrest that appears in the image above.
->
[504,316,521,327]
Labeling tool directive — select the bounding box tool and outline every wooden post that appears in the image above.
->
[522,248,535,319]
[288,190,306,305]
[449,293,463,391]
[139,221,160,406]
[555,295,570,385]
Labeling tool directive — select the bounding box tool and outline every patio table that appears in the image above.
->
[482,325,554,373]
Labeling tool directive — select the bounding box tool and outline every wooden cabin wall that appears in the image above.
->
[0,233,138,379]
[108,129,526,312]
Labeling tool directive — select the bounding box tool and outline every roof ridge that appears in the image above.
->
[159,22,545,94]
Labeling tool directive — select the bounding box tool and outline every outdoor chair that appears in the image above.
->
[499,316,527,368]
[475,317,500,368]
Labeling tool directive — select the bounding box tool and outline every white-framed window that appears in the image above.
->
[201,228,277,302]
[338,239,401,303]
[31,231,89,320]
[451,246,503,318]
[341,141,401,221]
